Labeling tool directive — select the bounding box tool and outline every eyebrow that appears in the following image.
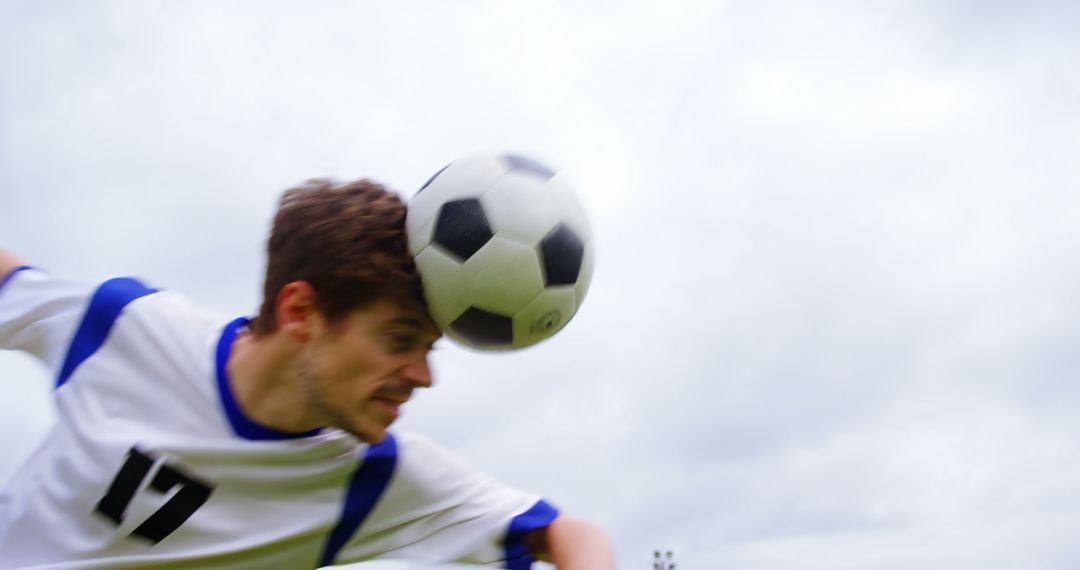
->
[386,316,424,328]
[384,316,442,338]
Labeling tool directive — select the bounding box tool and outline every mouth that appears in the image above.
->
[373,397,403,419]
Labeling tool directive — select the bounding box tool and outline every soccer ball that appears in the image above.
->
[406,154,594,351]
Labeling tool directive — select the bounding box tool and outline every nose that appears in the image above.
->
[402,354,433,388]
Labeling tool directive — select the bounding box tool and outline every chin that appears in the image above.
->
[359,431,387,444]
[345,423,388,444]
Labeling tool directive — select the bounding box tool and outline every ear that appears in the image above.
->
[275,281,322,342]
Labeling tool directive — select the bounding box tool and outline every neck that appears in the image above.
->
[226,330,323,434]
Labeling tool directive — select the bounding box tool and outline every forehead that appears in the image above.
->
[353,298,441,337]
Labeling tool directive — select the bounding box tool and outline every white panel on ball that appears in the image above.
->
[512,287,579,348]
[407,217,436,258]
[573,242,595,307]
[546,174,593,242]
[414,246,472,330]
[463,237,545,314]
[482,173,559,247]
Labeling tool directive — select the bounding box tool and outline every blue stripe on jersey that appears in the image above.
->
[0,265,33,295]
[56,277,158,389]
[214,317,322,440]
[504,499,560,570]
[319,435,398,567]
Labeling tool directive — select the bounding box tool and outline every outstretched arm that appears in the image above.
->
[0,251,95,368]
[0,250,25,280]
[527,514,615,570]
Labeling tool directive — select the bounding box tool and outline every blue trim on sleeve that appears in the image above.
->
[0,265,33,296]
[504,499,560,570]
[56,277,158,389]
[319,434,399,566]
[214,317,322,441]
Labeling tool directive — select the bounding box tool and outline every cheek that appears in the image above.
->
[314,345,378,391]
[304,347,348,393]
[312,338,351,372]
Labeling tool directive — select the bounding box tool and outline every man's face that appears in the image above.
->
[300,298,441,443]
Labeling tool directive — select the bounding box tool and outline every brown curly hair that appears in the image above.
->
[250,178,426,335]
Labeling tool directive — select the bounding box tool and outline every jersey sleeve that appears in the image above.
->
[332,432,560,569]
[0,267,95,371]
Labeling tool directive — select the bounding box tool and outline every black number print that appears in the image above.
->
[94,447,215,544]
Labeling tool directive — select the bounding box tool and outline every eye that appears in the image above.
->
[384,330,427,354]
[382,326,441,355]
[384,332,411,351]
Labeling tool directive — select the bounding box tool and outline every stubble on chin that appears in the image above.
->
[297,354,381,442]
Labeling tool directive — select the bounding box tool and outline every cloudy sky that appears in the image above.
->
[3,1,1080,568]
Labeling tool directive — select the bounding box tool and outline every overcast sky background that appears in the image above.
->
[2,1,1080,569]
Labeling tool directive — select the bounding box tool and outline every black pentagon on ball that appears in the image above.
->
[433,198,494,261]
[502,154,555,182]
[540,223,585,286]
[451,307,514,348]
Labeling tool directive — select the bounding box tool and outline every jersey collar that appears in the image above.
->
[215,317,323,440]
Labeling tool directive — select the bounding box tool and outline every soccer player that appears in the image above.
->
[0,179,614,569]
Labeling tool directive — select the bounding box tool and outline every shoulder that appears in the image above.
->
[393,432,475,471]
[75,277,220,347]
[89,277,222,336]
[56,276,226,388]
[0,269,153,368]
[383,432,501,505]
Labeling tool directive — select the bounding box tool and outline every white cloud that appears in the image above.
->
[3,1,1080,568]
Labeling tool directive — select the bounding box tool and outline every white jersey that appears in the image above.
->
[0,268,557,569]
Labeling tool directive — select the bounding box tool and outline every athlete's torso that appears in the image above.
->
[0,270,555,569]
